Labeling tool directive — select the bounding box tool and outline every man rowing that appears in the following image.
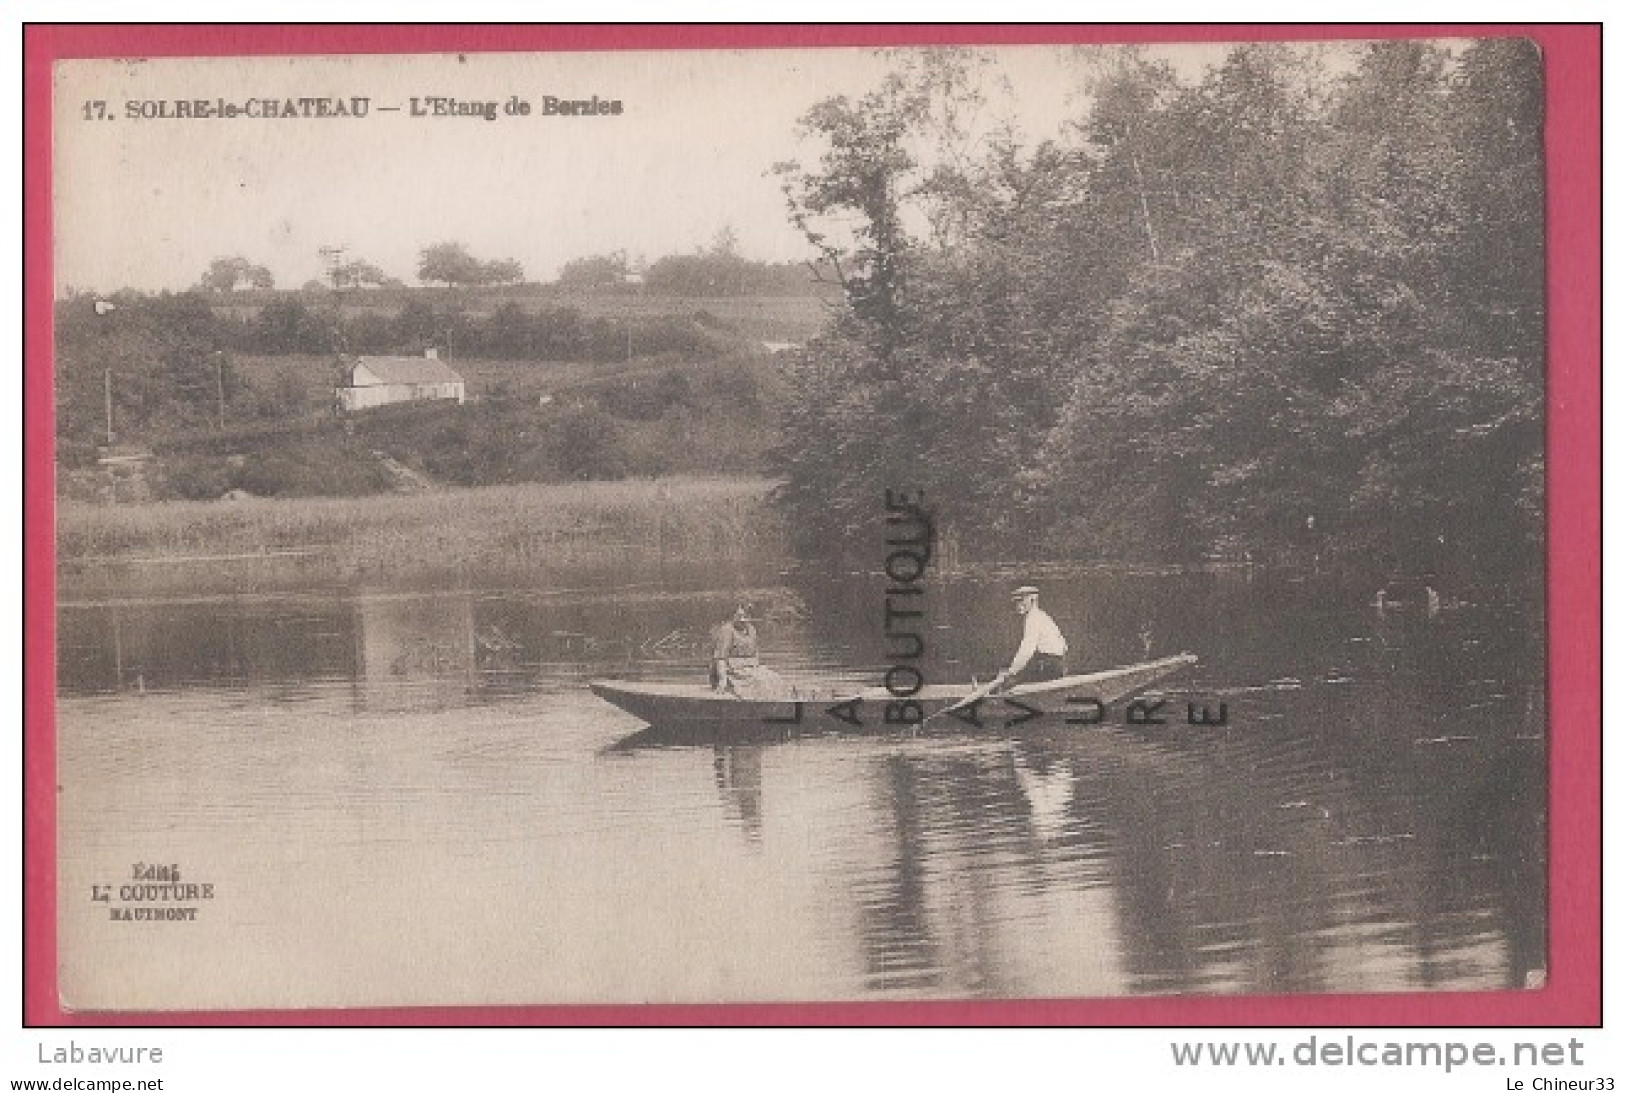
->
[991,585,1069,691]
[709,601,787,699]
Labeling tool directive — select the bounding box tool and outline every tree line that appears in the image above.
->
[229,297,729,360]
[771,40,1545,589]
[196,241,522,292]
[192,234,829,296]
[556,230,833,296]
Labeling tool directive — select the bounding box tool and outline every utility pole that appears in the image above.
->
[319,244,349,289]
[215,352,226,429]
[96,299,119,446]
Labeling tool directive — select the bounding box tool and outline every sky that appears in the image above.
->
[52,43,1242,294]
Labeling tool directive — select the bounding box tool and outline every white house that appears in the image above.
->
[336,350,466,411]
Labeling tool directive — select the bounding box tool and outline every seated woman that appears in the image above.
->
[710,601,788,700]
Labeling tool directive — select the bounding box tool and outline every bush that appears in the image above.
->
[218,437,395,497]
[549,407,629,480]
[162,455,235,500]
[598,369,695,421]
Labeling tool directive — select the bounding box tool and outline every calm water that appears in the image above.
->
[56,571,1546,1008]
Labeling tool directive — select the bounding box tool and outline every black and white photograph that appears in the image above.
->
[49,37,1549,1011]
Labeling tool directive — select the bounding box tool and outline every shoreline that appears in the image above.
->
[56,475,784,599]
[54,473,1543,611]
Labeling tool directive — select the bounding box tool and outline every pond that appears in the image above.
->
[54,569,1546,1009]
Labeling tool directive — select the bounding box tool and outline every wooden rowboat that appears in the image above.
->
[591,653,1196,733]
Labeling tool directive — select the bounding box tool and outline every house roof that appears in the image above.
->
[350,356,464,385]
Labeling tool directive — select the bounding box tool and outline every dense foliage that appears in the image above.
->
[55,292,239,464]
[772,41,1545,587]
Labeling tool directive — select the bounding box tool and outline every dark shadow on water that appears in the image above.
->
[603,720,924,752]
[604,711,1212,755]
[603,723,794,752]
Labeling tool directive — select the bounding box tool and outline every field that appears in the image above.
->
[56,476,785,598]
[231,351,762,411]
[212,289,838,343]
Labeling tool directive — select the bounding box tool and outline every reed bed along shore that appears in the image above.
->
[56,476,784,596]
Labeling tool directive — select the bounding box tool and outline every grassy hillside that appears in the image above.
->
[57,285,820,502]
[59,351,786,504]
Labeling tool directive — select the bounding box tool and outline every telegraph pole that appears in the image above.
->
[96,299,118,445]
[215,352,226,429]
[318,244,349,289]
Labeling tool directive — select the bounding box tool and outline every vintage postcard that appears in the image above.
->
[45,33,1559,1014]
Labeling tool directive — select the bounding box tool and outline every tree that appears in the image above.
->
[198,256,274,292]
[417,242,524,286]
[770,51,1063,552]
[482,258,525,285]
[557,251,629,288]
[330,258,391,289]
[417,241,486,287]
[1446,37,1545,364]
[774,84,921,358]
[54,291,240,444]
[643,250,742,296]
[548,406,628,479]
[774,50,1001,356]
[254,298,339,354]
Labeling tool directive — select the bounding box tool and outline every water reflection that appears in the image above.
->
[55,571,1545,1004]
[838,716,1536,997]
[713,746,764,842]
[352,596,477,712]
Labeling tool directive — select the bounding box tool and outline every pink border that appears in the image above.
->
[23,23,1601,1027]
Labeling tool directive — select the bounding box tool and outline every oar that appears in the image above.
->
[921,673,1008,726]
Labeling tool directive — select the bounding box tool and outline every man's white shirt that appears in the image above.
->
[1010,606,1068,673]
